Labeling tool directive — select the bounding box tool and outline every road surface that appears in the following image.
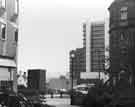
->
[46,97,79,107]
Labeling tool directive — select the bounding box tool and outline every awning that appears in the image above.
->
[0,58,16,68]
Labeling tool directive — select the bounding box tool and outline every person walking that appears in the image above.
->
[60,91,63,98]
[50,91,54,98]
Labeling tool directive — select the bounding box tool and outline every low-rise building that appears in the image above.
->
[27,69,46,94]
[48,76,70,91]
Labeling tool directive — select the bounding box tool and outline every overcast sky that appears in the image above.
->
[18,0,114,79]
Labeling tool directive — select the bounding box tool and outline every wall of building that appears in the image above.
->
[84,22,91,73]
[48,77,70,90]
[28,69,46,93]
[80,21,107,82]
[6,23,17,57]
[0,0,19,93]
[109,0,135,87]
[0,22,4,55]
[39,70,46,92]
[70,48,86,85]
[0,67,10,80]
[91,22,105,73]
[84,21,105,73]
[0,0,18,58]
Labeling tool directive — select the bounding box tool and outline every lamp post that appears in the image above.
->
[70,51,75,105]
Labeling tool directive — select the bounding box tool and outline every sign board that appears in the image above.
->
[80,72,99,79]
[80,72,109,81]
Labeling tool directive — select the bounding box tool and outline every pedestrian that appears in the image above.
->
[50,91,54,98]
[60,91,63,98]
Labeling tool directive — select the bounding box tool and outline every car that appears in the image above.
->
[71,83,95,105]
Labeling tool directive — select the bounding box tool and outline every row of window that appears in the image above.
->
[91,28,105,32]
[1,24,18,42]
[91,40,105,43]
[92,24,104,28]
[92,36,104,39]
[92,32,104,35]
[0,0,19,14]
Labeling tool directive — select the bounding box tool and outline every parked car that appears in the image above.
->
[71,84,95,105]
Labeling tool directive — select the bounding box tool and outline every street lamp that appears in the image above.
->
[70,51,75,105]
[71,53,75,89]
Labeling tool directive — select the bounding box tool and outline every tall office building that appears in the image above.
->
[90,22,105,73]
[81,21,108,81]
[0,0,19,92]
[28,69,46,93]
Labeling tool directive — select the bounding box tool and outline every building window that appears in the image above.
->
[120,6,128,20]
[120,47,128,56]
[14,0,18,14]
[0,0,6,8]
[120,33,125,41]
[1,24,6,40]
[14,29,18,42]
[120,32,129,46]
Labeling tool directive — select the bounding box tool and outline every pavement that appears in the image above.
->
[45,97,79,107]
[45,94,70,98]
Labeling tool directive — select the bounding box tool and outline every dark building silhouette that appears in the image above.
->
[28,69,46,93]
[70,48,86,85]
[109,0,135,88]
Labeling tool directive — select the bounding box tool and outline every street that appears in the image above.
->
[46,97,79,107]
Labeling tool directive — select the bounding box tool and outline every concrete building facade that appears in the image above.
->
[81,21,108,82]
[0,0,19,92]
[109,0,135,88]
[86,21,105,73]
[91,22,105,73]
